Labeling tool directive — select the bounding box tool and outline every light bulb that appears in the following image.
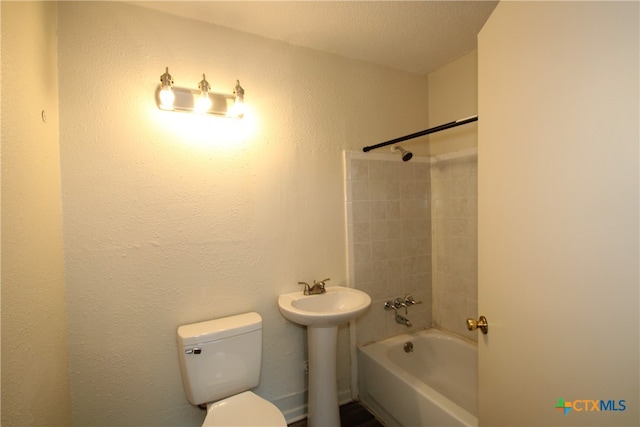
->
[227,99,246,118]
[195,93,212,114]
[195,74,212,114]
[227,80,246,118]
[159,87,175,109]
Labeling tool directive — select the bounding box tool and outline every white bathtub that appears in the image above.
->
[358,329,478,427]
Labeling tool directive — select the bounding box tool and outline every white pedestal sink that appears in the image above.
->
[278,286,371,427]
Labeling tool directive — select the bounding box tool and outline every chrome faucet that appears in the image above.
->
[299,278,330,295]
[395,314,412,327]
[393,297,408,314]
[384,299,413,327]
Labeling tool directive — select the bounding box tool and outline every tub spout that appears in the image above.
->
[395,314,412,327]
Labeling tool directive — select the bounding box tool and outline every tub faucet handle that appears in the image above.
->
[404,294,422,306]
[384,301,396,311]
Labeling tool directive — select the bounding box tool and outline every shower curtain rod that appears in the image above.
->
[362,115,478,153]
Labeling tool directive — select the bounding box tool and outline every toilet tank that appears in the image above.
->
[177,312,262,406]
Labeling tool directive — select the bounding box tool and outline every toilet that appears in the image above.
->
[177,312,287,427]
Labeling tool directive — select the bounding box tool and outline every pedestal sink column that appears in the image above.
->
[307,326,340,427]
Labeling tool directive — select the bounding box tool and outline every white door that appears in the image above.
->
[477,2,638,426]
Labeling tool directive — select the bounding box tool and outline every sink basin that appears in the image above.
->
[278,286,371,327]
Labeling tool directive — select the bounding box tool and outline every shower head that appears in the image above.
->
[391,146,413,162]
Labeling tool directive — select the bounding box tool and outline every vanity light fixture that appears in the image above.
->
[155,67,246,118]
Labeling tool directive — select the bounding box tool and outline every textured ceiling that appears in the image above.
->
[131,1,498,75]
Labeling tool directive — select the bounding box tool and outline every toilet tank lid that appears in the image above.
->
[177,312,262,346]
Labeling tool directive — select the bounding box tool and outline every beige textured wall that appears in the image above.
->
[1,2,72,426]
[57,2,428,425]
[427,50,478,155]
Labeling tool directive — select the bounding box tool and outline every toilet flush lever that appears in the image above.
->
[185,347,202,355]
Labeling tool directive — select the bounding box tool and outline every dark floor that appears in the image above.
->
[288,401,384,427]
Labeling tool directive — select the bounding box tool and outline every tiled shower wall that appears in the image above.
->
[345,149,478,345]
[345,152,432,346]
[431,150,478,341]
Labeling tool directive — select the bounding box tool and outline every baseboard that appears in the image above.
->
[274,388,353,424]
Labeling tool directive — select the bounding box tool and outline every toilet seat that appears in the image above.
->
[203,391,287,427]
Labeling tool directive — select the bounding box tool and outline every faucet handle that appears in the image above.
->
[315,278,330,290]
[405,294,422,306]
[298,281,311,295]
[394,297,408,314]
